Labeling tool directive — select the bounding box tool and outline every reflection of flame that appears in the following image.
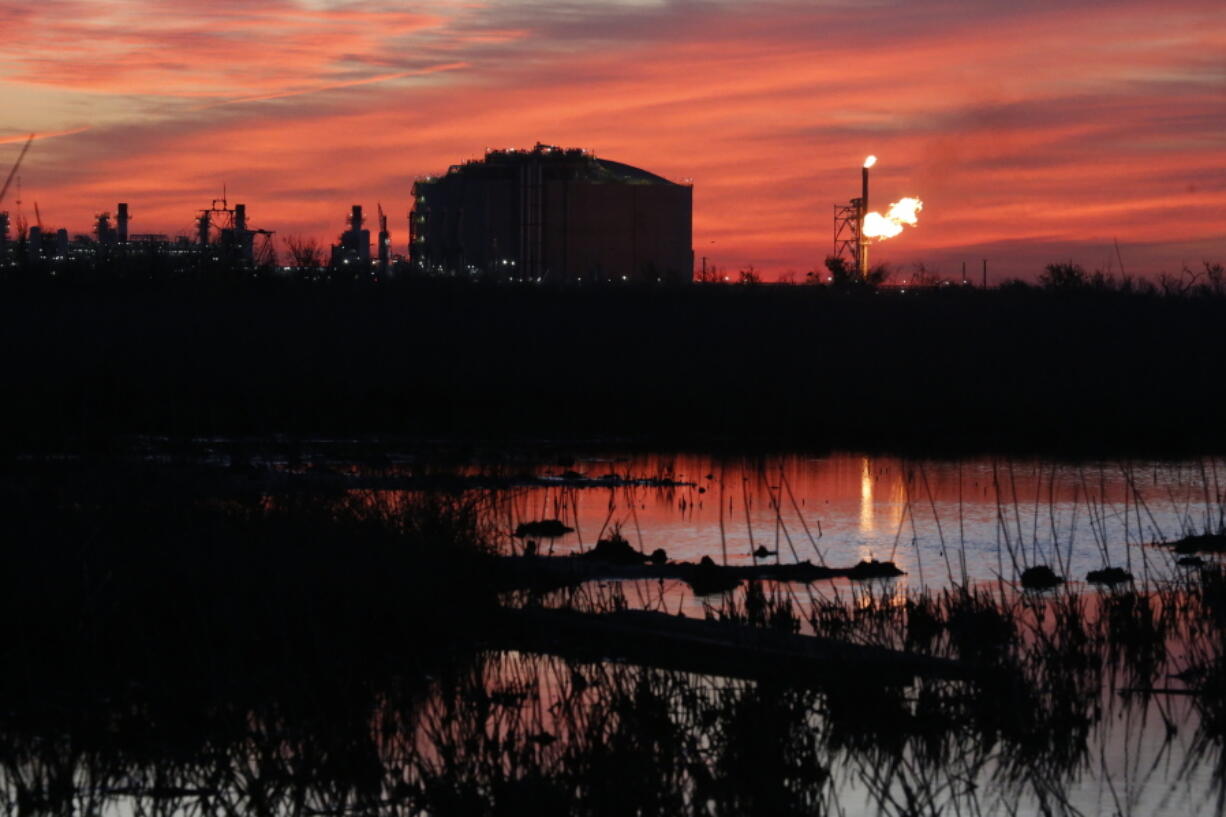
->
[863,197,923,240]
[859,457,874,533]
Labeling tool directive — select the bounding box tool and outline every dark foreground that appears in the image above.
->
[3,466,1226,816]
[4,278,1226,455]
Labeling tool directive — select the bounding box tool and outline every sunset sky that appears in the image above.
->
[1,0,1223,280]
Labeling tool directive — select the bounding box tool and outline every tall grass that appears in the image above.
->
[4,277,1226,455]
[0,606,1218,817]
[3,456,1226,815]
[0,472,499,710]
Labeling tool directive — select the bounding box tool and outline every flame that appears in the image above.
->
[863,155,877,169]
[863,196,922,240]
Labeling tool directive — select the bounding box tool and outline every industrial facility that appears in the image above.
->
[330,204,391,277]
[410,144,693,283]
[0,196,275,275]
[2,137,696,284]
[832,155,922,282]
[1,134,289,277]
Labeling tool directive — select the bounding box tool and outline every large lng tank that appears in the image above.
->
[410,144,692,283]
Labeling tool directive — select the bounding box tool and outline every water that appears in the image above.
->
[11,443,1224,815]
[8,647,1219,816]
[463,452,1220,590]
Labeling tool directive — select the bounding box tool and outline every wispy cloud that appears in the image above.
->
[0,127,92,145]
[192,63,470,109]
[2,0,1223,278]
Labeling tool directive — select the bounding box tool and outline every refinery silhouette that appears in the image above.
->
[1,140,930,286]
[0,140,700,283]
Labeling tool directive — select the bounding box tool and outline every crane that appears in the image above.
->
[0,134,34,205]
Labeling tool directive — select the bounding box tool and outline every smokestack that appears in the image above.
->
[378,211,390,271]
[117,203,129,243]
[862,167,869,227]
[233,204,254,265]
[198,212,210,246]
[55,228,68,258]
[859,156,875,280]
[96,213,114,245]
[351,205,363,233]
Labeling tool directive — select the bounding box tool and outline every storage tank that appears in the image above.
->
[410,144,692,283]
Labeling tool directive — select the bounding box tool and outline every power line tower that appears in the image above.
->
[196,192,269,269]
[832,198,862,271]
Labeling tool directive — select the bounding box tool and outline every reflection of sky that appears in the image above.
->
[482,453,1224,592]
[3,0,1225,279]
[444,650,1219,817]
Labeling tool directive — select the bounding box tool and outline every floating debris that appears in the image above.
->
[495,607,979,682]
[498,554,906,589]
[514,519,575,538]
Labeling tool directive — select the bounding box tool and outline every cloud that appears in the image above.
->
[2,0,1223,278]
[0,1,447,96]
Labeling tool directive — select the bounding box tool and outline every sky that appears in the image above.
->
[1,0,1223,280]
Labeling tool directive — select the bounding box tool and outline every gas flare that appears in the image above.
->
[862,196,922,240]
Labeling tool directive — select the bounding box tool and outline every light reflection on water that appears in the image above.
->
[13,646,1218,817]
[393,451,1221,591]
[7,446,1225,817]
[337,451,1226,625]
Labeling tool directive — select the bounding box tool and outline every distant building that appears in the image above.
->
[410,144,692,283]
[331,205,371,270]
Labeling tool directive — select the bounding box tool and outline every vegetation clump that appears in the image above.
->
[1171,531,1226,554]
[3,271,1226,455]
[578,530,649,565]
[0,467,499,709]
[1020,565,1064,590]
[688,555,743,596]
[846,558,905,580]
[515,519,575,538]
[1086,566,1133,585]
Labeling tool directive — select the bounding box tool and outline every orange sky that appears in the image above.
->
[2,0,1223,280]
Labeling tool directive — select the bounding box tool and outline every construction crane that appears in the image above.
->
[0,134,34,205]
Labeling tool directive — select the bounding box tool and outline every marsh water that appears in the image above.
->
[387,451,1219,602]
[370,449,1226,815]
[499,453,1208,563]
[9,443,1226,816]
